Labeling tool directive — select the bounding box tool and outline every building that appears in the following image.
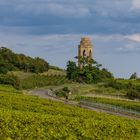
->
[78,37,93,68]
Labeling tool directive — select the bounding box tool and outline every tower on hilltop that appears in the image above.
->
[78,37,93,68]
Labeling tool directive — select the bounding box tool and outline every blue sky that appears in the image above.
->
[0,0,140,78]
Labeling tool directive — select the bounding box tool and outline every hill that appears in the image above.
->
[0,47,49,74]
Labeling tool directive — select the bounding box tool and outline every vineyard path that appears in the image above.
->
[26,89,140,120]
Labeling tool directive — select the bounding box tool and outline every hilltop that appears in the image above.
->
[0,47,49,74]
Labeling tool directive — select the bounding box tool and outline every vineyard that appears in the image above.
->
[0,85,140,139]
[76,96,140,112]
[20,74,70,89]
[42,69,66,76]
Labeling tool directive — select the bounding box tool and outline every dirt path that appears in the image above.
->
[27,89,140,120]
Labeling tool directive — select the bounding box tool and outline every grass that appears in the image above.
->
[0,84,22,94]
[9,70,69,89]
[9,71,35,80]
[42,69,66,76]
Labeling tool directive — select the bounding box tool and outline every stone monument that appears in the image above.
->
[78,37,93,68]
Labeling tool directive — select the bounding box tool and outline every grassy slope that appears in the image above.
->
[0,85,140,139]
[42,69,66,76]
[10,70,69,89]
[11,69,66,79]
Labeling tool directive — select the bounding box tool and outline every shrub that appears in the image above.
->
[126,89,140,100]
[55,87,70,99]
[0,74,21,89]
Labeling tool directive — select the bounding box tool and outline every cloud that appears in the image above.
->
[132,0,140,10]
[0,0,91,19]
[0,0,140,77]
[1,32,140,78]
[0,0,140,35]
[46,3,91,18]
[93,0,132,17]
[125,34,140,42]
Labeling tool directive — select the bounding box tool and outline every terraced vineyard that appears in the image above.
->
[0,85,140,139]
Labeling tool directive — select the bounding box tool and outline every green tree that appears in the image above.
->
[0,47,49,73]
[66,61,79,81]
[130,72,138,80]
[66,59,113,84]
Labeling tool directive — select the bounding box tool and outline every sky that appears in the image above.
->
[0,0,140,78]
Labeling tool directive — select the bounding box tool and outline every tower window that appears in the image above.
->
[83,50,86,57]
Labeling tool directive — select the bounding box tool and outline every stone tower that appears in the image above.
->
[78,37,93,68]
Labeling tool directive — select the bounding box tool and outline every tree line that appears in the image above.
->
[0,47,49,74]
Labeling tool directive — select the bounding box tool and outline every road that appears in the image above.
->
[27,89,140,120]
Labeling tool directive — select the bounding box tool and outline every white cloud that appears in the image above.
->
[4,1,91,18]
[1,32,140,78]
[125,34,140,42]
[125,44,136,49]
[132,0,140,10]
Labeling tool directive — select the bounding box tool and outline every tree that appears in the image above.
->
[127,89,140,99]
[130,72,138,80]
[66,59,113,84]
[0,47,49,73]
[101,68,114,79]
[0,62,16,74]
[66,61,79,81]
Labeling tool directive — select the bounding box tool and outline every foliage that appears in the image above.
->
[55,86,70,99]
[0,85,140,139]
[49,65,64,71]
[130,72,138,80]
[21,74,70,89]
[0,70,69,89]
[0,61,16,74]
[66,59,113,84]
[105,79,127,90]
[0,74,21,89]
[0,84,22,93]
[0,47,49,73]
[105,79,140,99]
[66,61,79,81]
[43,69,66,76]
[127,89,140,100]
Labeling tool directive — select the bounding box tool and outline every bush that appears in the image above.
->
[127,89,140,100]
[55,87,70,99]
[55,90,66,97]
[0,62,16,74]
[0,74,21,89]
[0,66,8,74]
[130,72,138,80]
